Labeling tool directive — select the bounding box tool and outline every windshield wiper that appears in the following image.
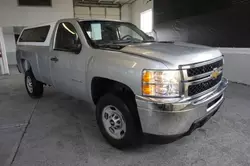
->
[140,40,155,43]
[97,39,154,47]
[97,43,124,49]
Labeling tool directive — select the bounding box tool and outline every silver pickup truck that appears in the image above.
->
[16,18,228,149]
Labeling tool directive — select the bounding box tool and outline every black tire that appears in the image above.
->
[25,70,44,98]
[96,93,142,149]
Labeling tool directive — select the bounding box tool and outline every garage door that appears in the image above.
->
[74,7,120,20]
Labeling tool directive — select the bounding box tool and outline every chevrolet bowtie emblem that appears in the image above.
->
[211,68,220,79]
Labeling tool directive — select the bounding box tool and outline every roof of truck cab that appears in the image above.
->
[22,18,125,30]
[78,18,123,22]
[17,18,128,46]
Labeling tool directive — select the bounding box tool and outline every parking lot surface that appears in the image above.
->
[1,71,250,166]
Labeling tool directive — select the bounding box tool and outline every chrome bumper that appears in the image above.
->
[136,78,228,136]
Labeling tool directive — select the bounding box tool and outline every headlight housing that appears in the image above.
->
[142,70,181,97]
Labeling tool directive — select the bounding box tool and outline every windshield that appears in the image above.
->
[78,20,153,47]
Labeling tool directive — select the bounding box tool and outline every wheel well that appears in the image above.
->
[91,77,142,131]
[91,77,135,105]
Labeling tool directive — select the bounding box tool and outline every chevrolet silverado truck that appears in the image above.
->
[16,18,228,149]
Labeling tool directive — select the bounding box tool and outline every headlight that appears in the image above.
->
[142,70,181,97]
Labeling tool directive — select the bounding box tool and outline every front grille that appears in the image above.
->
[187,59,223,77]
[188,74,222,96]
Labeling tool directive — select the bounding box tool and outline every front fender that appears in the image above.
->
[86,50,167,99]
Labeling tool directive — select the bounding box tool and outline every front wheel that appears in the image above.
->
[25,70,44,98]
[96,93,141,149]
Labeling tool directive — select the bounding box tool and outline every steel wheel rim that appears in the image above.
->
[102,105,126,140]
[26,76,33,93]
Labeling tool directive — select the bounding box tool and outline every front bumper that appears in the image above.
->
[136,78,228,136]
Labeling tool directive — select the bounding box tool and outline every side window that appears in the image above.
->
[54,22,80,51]
[19,26,50,42]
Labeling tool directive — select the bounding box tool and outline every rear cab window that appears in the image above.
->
[18,25,50,42]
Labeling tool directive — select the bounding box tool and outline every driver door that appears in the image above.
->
[50,21,84,98]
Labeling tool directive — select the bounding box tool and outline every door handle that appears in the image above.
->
[50,57,58,62]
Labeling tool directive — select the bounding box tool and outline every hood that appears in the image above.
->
[120,42,222,69]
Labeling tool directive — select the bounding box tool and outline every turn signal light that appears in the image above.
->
[142,84,155,95]
[142,71,153,83]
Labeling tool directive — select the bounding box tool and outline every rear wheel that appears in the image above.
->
[25,70,44,98]
[96,93,141,149]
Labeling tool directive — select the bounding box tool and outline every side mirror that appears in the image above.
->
[71,43,82,54]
